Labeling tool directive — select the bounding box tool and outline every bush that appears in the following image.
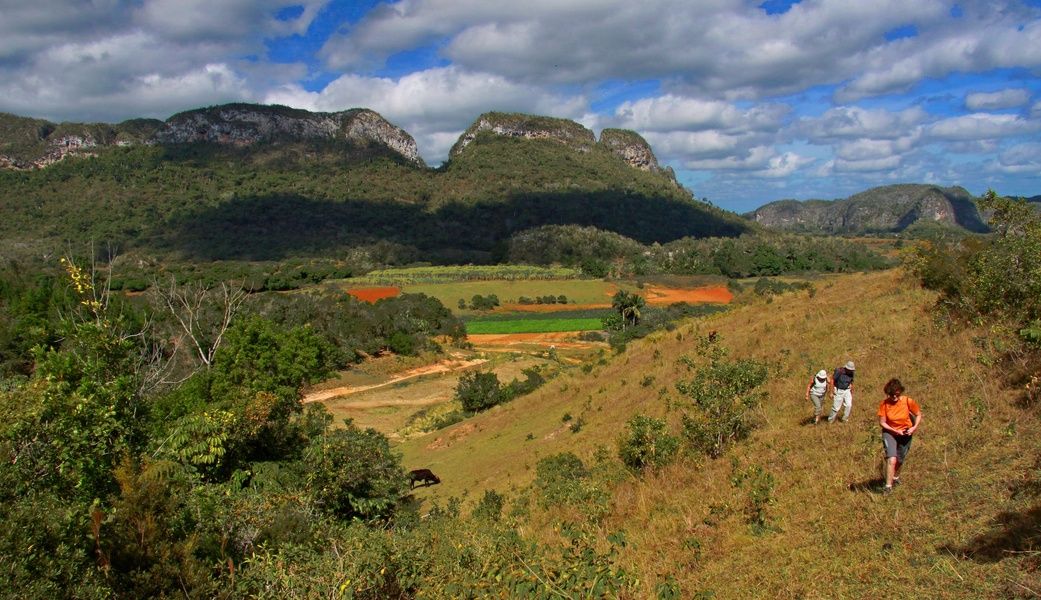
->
[455,370,503,413]
[303,421,408,521]
[677,337,768,458]
[617,415,678,471]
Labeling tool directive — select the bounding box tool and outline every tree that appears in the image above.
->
[150,277,249,370]
[611,290,645,329]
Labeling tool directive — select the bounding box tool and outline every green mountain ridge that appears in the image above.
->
[0,104,746,267]
[748,183,992,234]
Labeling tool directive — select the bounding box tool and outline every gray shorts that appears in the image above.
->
[882,431,913,462]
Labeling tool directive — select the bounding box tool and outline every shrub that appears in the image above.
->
[677,338,768,458]
[303,421,408,521]
[617,415,679,471]
[455,370,503,413]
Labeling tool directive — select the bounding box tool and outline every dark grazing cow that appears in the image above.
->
[408,468,441,489]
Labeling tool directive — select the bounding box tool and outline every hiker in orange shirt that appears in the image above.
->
[878,378,922,494]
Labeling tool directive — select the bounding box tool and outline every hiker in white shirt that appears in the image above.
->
[806,369,831,425]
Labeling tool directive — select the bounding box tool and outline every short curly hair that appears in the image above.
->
[883,378,905,397]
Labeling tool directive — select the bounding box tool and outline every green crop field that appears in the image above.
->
[465,317,604,334]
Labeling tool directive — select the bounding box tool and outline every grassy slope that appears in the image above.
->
[400,269,1041,598]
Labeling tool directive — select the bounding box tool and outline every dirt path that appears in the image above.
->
[303,357,488,404]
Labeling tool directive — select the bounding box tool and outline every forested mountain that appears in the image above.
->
[748,184,991,234]
[0,104,747,266]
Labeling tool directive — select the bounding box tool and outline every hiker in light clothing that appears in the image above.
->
[827,361,855,423]
[806,369,831,425]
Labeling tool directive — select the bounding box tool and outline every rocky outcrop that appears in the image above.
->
[597,128,661,172]
[0,104,423,169]
[749,184,989,234]
[449,112,596,158]
[154,104,424,166]
[0,114,162,169]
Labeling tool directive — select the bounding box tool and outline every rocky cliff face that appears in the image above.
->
[153,104,424,166]
[449,112,597,158]
[749,184,989,234]
[597,128,661,172]
[448,113,675,183]
[0,104,423,169]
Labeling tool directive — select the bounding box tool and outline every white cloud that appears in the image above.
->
[837,11,1041,101]
[682,145,813,178]
[135,0,329,42]
[0,1,319,121]
[965,88,1032,111]
[797,106,927,141]
[834,135,918,161]
[612,95,788,133]
[927,113,1041,141]
[322,0,956,98]
[992,142,1041,174]
[833,155,902,172]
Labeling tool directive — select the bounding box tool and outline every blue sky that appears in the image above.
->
[1,0,1039,212]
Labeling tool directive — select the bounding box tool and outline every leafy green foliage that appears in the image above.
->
[455,370,504,413]
[303,421,408,521]
[677,337,769,458]
[617,415,679,471]
[909,190,1041,341]
[506,225,891,278]
[612,290,646,328]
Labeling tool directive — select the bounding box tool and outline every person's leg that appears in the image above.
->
[828,389,845,422]
[894,436,911,484]
[811,393,823,422]
[841,390,853,422]
[882,431,898,491]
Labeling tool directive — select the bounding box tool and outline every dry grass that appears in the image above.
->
[399,269,1041,598]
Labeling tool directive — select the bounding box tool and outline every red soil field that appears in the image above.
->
[347,286,401,302]
[641,284,733,304]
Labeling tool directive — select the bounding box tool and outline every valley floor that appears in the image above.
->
[400,269,1041,598]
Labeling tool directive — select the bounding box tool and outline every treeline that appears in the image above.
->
[504,225,892,278]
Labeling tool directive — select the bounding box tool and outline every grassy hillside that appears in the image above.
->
[401,268,1041,597]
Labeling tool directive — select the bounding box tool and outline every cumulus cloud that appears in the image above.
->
[927,113,1041,140]
[837,8,1041,101]
[264,66,589,162]
[612,95,788,133]
[796,106,927,141]
[0,0,324,121]
[965,88,1032,111]
[991,142,1041,174]
[322,0,957,98]
[682,145,813,178]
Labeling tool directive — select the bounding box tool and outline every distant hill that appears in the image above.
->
[0,104,748,264]
[748,184,990,234]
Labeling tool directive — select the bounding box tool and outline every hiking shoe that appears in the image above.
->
[892,478,901,487]
[883,486,893,495]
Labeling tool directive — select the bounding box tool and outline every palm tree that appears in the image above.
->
[612,290,645,329]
